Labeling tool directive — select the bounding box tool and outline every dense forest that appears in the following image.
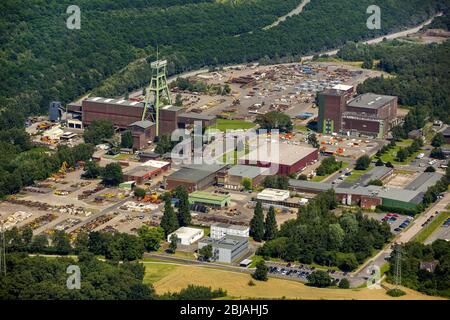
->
[337,39,450,124]
[388,241,450,298]
[0,0,446,117]
[256,190,392,271]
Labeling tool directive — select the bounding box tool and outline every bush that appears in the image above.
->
[252,260,268,281]
[338,278,350,289]
[376,205,420,216]
[386,288,406,297]
[355,155,371,170]
[307,271,333,288]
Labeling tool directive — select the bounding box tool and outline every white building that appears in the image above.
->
[43,126,64,140]
[256,188,290,202]
[167,227,204,245]
[210,223,249,240]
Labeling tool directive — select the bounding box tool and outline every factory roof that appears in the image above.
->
[443,127,450,137]
[320,88,348,97]
[211,223,249,231]
[189,191,230,202]
[161,105,184,112]
[169,227,203,239]
[228,165,269,179]
[240,143,317,166]
[129,120,154,129]
[141,160,170,168]
[332,84,354,91]
[288,179,423,204]
[347,93,396,110]
[199,235,248,250]
[357,166,393,186]
[167,164,226,183]
[123,165,159,177]
[405,172,443,193]
[85,97,145,108]
[178,113,216,121]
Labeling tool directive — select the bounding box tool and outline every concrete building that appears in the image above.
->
[128,120,156,150]
[443,127,450,145]
[168,227,204,245]
[257,188,290,202]
[239,143,318,175]
[318,89,398,138]
[123,161,170,184]
[198,235,249,263]
[210,223,249,239]
[220,165,269,189]
[165,164,227,192]
[188,191,231,208]
[178,113,217,128]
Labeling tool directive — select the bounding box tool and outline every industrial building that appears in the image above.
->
[257,188,290,202]
[218,165,269,189]
[123,160,170,184]
[198,235,249,263]
[318,87,398,138]
[239,143,318,175]
[443,127,450,145]
[168,227,204,245]
[210,223,249,239]
[165,164,227,192]
[188,191,231,208]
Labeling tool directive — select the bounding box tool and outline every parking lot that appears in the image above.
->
[266,262,349,284]
[365,212,413,234]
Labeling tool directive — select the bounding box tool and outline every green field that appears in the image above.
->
[345,166,372,182]
[379,140,419,165]
[413,211,450,243]
[209,119,256,132]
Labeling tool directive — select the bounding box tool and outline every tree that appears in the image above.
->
[368,179,383,186]
[101,163,123,186]
[83,119,114,145]
[72,143,95,162]
[307,133,319,148]
[199,244,213,261]
[375,158,384,166]
[82,160,101,179]
[160,198,179,236]
[51,230,71,255]
[155,135,174,154]
[431,132,444,147]
[242,177,252,191]
[168,234,178,254]
[121,130,133,149]
[137,226,165,251]
[74,232,89,254]
[362,59,373,69]
[174,186,191,227]
[106,233,145,261]
[29,235,49,253]
[338,278,350,289]
[355,155,371,170]
[430,148,445,160]
[425,166,436,173]
[264,206,278,241]
[134,188,146,199]
[396,148,409,162]
[307,271,333,287]
[255,111,292,133]
[298,174,308,180]
[174,93,183,106]
[252,260,268,281]
[250,201,265,242]
[385,161,394,168]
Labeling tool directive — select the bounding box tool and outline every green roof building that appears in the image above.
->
[188,191,231,208]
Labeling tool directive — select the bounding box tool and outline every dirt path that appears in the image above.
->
[263,0,311,30]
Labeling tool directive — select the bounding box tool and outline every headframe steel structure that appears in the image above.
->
[142,58,171,137]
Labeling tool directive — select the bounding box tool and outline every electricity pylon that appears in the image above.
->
[394,246,402,289]
[0,222,6,276]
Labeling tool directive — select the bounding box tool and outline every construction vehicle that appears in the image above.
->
[37,122,52,130]
[143,192,161,204]
[52,161,68,179]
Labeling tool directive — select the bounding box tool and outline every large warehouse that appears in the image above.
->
[239,143,318,175]
[164,164,227,192]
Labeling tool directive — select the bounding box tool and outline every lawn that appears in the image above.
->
[379,140,420,165]
[208,119,256,132]
[145,262,441,300]
[313,162,349,182]
[345,166,372,182]
[413,211,450,243]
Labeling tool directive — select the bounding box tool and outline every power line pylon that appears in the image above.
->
[394,246,402,289]
[142,55,171,137]
[0,222,6,277]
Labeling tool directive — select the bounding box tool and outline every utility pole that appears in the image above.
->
[395,246,402,289]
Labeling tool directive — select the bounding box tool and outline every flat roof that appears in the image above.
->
[211,223,249,231]
[170,227,203,238]
[167,164,226,183]
[320,88,348,97]
[347,93,396,110]
[189,191,230,202]
[199,235,247,250]
[141,160,170,168]
[332,84,353,91]
[124,165,159,177]
[130,120,154,129]
[240,143,317,166]
[179,113,216,121]
[405,172,443,193]
[228,165,269,179]
[85,97,145,108]
[162,105,184,112]
[358,166,393,186]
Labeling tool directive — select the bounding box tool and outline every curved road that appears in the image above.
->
[263,0,311,30]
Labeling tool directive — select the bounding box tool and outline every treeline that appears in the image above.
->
[338,39,450,124]
[170,77,231,95]
[388,241,450,298]
[1,0,444,116]
[256,190,392,271]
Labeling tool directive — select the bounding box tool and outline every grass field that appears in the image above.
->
[345,166,372,182]
[209,119,256,132]
[413,211,450,243]
[379,140,419,165]
[313,162,349,182]
[143,262,442,300]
